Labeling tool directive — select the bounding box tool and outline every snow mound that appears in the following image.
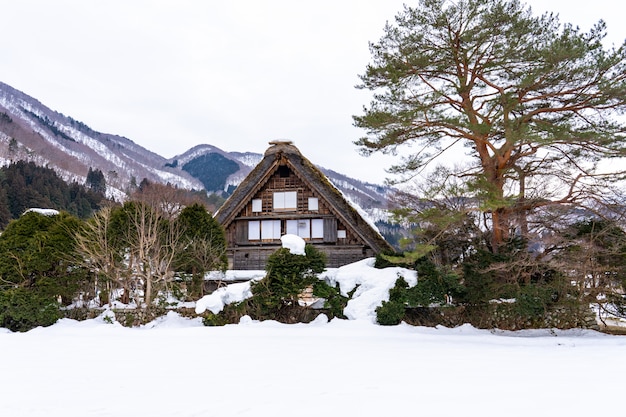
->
[195,257,417,322]
[195,281,253,314]
[319,258,417,322]
[23,208,59,216]
[280,233,305,255]
[142,311,203,329]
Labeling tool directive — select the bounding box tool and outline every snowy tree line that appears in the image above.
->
[0,176,227,332]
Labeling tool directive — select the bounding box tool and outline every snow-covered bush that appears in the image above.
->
[247,244,326,319]
[375,257,461,325]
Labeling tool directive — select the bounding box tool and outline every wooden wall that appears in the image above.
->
[224,163,375,270]
[228,245,374,270]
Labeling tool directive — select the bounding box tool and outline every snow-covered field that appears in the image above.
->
[2,246,625,416]
[1,312,624,417]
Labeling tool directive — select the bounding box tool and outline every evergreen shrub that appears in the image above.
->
[376,299,406,326]
[312,280,348,319]
[0,288,61,332]
[248,245,326,318]
[223,244,347,322]
[375,257,462,325]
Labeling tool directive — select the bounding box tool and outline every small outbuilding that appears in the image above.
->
[215,141,393,269]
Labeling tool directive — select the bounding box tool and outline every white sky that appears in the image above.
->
[2,0,624,184]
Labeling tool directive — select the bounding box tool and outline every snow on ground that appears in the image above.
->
[3,257,625,416]
[0,311,624,417]
[204,269,266,282]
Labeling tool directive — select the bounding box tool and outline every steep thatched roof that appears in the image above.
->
[216,141,392,253]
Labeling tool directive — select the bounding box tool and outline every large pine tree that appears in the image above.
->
[354,0,626,251]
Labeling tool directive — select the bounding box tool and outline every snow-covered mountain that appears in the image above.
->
[168,145,393,220]
[0,81,392,218]
[0,81,203,199]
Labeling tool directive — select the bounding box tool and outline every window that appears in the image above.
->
[297,220,311,239]
[248,220,260,240]
[261,220,281,239]
[286,219,308,238]
[273,191,297,210]
[248,220,281,240]
[337,230,347,239]
[286,218,324,239]
[251,199,262,212]
[311,219,324,238]
[308,197,318,211]
[278,165,290,177]
[285,220,297,235]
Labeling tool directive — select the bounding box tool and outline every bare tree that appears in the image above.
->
[131,179,210,220]
[122,201,183,306]
[74,206,118,305]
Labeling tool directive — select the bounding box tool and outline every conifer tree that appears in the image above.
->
[175,203,227,297]
[354,0,626,252]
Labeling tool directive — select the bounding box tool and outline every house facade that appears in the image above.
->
[215,141,393,270]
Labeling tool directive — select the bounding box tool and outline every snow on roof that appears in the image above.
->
[23,208,60,216]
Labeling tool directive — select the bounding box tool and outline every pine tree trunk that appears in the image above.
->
[491,207,510,253]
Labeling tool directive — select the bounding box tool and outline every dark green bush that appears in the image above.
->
[244,244,327,320]
[312,281,348,319]
[376,300,406,325]
[202,312,229,326]
[0,288,61,332]
[514,284,555,319]
[374,251,414,269]
[375,257,462,325]
[408,258,462,306]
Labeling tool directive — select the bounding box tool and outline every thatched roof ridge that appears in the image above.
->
[265,140,298,156]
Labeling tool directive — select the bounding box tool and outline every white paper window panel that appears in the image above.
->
[261,220,281,239]
[286,219,317,238]
[337,230,347,239]
[297,219,310,239]
[273,191,297,209]
[286,220,298,235]
[311,219,324,238]
[308,197,319,211]
[248,220,260,240]
[285,191,297,208]
[251,199,262,212]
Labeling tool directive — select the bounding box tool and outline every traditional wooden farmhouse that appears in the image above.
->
[215,141,393,270]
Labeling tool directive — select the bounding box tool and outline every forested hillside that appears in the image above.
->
[0,161,106,228]
[181,152,240,193]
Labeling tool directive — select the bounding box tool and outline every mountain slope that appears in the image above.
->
[0,81,392,221]
[168,146,393,221]
[0,82,203,199]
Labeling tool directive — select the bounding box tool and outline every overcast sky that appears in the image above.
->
[2,0,624,184]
